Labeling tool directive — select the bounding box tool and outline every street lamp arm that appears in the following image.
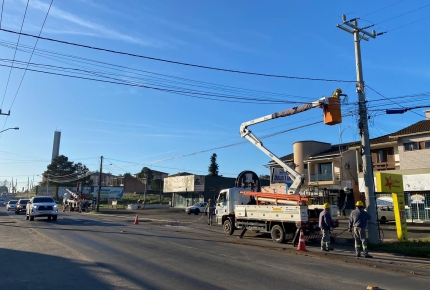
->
[0,127,19,134]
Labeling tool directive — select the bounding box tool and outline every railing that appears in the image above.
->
[310,173,334,182]
[372,162,396,171]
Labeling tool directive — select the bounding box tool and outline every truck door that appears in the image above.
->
[215,190,228,224]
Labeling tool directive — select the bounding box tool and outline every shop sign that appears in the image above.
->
[410,194,425,204]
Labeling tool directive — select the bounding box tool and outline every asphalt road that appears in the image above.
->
[1,206,429,290]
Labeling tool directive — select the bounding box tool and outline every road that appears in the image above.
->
[1,206,429,290]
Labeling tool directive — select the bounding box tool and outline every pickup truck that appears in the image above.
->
[26,196,58,221]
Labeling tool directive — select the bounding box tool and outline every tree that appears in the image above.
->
[151,179,163,192]
[42,155,91,186]
[138,167,154,186]
[208,153,219,176]
[259,174,270,180]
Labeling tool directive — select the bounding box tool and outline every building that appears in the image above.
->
[163,173,235,208]
[89,172,118,187]
[264,141,358,210]
[355,112,430,222]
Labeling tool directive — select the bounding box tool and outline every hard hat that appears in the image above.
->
[323,203,330,209]
[355,201,364,207]
[336,88,342,93]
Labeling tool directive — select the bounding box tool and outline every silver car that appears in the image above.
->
[6,200,18,211]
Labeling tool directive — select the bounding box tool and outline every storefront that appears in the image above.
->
[163,174,205,208]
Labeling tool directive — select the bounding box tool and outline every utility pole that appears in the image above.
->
[97,156,103,212]
[27,177,29,198]
[337,15,379,244]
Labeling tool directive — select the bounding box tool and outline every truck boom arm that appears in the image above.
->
[240,97,328,195]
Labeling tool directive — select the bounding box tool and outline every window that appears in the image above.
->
[303,164,308,170]
[318,163,332,174]
[377,149,387,162]
[419,141,430,149]
[404,142,419,151]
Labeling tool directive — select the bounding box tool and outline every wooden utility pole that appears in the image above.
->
[97,156,103,212]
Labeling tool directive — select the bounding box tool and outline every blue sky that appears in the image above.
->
[0,0,429,189]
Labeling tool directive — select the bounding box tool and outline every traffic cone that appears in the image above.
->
[296,229,308,252]
[62,207,65,213]
[134,215,139,225]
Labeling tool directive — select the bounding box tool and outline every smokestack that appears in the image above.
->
[425,110,430,120]
[52,131,61,161]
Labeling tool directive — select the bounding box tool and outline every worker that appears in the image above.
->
[349,201,372,258]
[319,203,333,251]
[206,199,215,225]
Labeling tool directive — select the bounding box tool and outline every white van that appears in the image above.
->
[378,206,395,223]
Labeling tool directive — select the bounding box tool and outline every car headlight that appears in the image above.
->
[53,204,58,208]
[32,205,38,209]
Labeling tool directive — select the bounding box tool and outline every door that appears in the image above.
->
[215,190,228,218]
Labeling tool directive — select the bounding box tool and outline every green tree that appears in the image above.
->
[208,153,219,176]
[138,167,154,185]
[151,179,163,192]
[259,174,270,180]
[42,155,91,186]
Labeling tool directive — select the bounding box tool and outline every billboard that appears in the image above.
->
[376,196,393,207]
[271,168,292,184]
[163,175,205,193]
[92,187,124,199]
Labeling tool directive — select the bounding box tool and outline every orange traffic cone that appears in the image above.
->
[134,215,139,225]
[296,229,308,252]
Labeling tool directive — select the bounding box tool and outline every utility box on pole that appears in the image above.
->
[336,16,379,244]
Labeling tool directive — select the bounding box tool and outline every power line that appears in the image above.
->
[9,0,53,111]
[0,28,355,83]
[0,0,29,110]
[366,85,425,117]
[375,3,430,25]
[0,38,312,102]
[0,62,307,105]
[0,0,4,29]
[362,0,406,18]
[384,15,430,33]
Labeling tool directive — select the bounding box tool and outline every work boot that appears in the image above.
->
[355,253,361,257]
[328,247,334,251]
[364,254,373,258]
[321,248,329,252]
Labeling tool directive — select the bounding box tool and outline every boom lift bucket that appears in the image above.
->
[323,97,342,125]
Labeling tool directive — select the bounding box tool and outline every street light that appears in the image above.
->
[0,127,19,134]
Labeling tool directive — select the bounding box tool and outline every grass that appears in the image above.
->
[369,238,430,259]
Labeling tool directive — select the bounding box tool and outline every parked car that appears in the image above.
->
[15,199,30,214]
[185,202,208,215]
[6,200,18,211]
[26,196,58,221]
[1,192,7,197]
[0,198,5,206]
[378,206,395,223]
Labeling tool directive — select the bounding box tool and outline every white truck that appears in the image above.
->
[62,189,90,212]
[216,93,343,243]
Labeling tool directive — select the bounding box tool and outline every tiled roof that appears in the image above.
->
[389,120,430,138]
[265,153,294,166]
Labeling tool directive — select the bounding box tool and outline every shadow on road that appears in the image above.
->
[0,248,118,290]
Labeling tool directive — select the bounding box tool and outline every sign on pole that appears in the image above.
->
[375,172,407,242]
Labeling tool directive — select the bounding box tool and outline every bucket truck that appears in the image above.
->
[216,94,343,243]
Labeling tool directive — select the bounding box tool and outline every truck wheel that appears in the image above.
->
[271,225,285,243]
[380,216,387,224]
[29,215,34,221]
[223,219,234,235]
[52,215,57,221]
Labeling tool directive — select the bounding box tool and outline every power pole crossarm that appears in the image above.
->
[336,15,379,244]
